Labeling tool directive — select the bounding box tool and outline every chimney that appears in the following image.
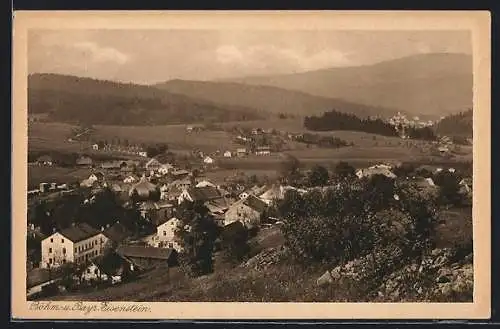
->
[52,227,56,233]
[101,226,105,231]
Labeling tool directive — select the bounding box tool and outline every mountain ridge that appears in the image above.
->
[218,53,473,117]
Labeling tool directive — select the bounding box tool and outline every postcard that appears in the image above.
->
[12,10,491,320]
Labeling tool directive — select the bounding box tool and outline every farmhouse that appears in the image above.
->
[195,180,216,188]
[145,158,162,171]
[155,217,183,252]
[224,195,268,228]
[40,223,110,269]
[203,156,215,164]
[255,146,271,156]
[116,246,178,270]
[80,252,134,284]
[128,175,159,202]
[158,163,174,175]
[123,175,138,184]
[36,155,53,166]
[236,148,247,157]
[178,186,223,205]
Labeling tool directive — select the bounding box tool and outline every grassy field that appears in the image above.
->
[28,121,472,171]
[202,169,279,185]
[28,165,91,190]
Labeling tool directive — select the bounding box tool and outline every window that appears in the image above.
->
[163,231,166,236]
[48,248,52,253]
[62,248,66,254]
[100,238,103,244]
[50,238,53,243]
[63,259,66,264]
[94,269,98,275]
[49,258,52,264]
[87,269,90,274]
[61,238,64,243]
[168,242,174,248]
[74,248,77,253]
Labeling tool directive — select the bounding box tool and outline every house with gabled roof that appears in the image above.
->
[116,245,178,270]
[40,223,110,269]
[224,195,268,229]
[177,186,223,205]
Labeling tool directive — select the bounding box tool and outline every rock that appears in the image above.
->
[441,283,453,296]
[317,270,333,287]
[438,267,453,278]
[436,275,451,284]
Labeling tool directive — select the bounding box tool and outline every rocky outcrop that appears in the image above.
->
[240,247,288,271]
[316,247,473,302]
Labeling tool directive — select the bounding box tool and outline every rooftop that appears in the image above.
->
[116,245,176,260]
[58,223,100,243]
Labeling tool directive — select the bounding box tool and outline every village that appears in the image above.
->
[26,122,473,300]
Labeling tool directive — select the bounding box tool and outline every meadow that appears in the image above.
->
[28,121,472,172]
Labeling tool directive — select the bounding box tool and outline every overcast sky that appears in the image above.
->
[28,29,472,84]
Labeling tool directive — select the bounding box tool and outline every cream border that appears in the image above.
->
[12,11,491,320]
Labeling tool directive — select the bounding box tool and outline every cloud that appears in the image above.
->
[215,44,351,72]
[71,41,129,65]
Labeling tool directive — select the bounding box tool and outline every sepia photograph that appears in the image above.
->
[12,11,490,319]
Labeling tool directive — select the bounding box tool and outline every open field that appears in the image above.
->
[201,168,280,185]
[27,165,91,190]
[28,121,472,171]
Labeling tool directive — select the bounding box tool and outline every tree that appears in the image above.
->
[176,200,219,277]
[307,165,329,187]
[279,154,302,185]
[334,161,356,178]
[434,171,463,207]
[220,222,251,264]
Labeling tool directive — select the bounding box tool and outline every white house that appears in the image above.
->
[92,144,99,151]
[123,175,138,184]
[236,148,247,157]
[158,163,174,175]
[255,146,271,156]
[223,151,232,158]
[203,156,214,164]
[79,252,132,284]
[195,180,216,188]
[138,151,148,157]
[40,223,110,269]
[155,217,183,252]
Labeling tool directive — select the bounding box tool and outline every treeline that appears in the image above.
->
[434,109,473,138]
[28,74,263,126]
[304,110,399,137]
[294,133,350,148]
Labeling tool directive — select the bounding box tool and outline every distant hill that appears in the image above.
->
[434,109,473,137]
[222,53,473,118]
[28,73,264,125]
[154,79,397,118]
